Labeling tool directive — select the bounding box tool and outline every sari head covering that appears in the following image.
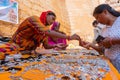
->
[40,10,53,25]
[51,21,60,30]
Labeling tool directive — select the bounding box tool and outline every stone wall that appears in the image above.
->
[0,0,71,37]
[66,0,99,46]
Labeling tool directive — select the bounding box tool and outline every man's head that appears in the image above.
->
[92,20,98,28]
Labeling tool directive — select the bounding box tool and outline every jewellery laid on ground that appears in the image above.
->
[0,50,110,80]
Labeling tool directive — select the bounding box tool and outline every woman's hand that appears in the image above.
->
[54,43,68,50]
[83,42,91,49]
[69,34,81,40]
[79,40,91,49]
[99,37,111,48]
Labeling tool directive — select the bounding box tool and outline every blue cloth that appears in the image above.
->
[111,54,120,73]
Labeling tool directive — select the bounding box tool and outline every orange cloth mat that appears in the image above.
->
[0,53,119,80]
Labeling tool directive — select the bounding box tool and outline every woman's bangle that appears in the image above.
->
[109,38,113,46]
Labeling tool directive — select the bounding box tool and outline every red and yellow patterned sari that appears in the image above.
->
[0,11,52,59]
[12,16,49,50]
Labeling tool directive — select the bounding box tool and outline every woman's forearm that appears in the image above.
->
[43,44,56,49]
[45,30,68,39]
[112,38,120,45]
[89,43,103,53]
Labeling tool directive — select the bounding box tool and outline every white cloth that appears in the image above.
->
[101,16,120,60]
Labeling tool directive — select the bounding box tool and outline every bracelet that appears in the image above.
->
[109,38,113,46]
[67,36,71,40]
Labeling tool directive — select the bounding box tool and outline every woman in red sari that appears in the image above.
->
[0,11,80,59]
